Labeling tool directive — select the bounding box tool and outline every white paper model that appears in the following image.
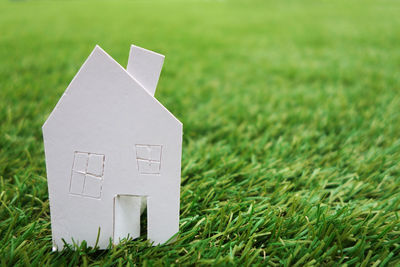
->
[42,45,182,250]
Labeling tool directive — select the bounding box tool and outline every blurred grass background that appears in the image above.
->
[1,0,400,265]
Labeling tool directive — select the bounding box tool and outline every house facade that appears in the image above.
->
[42,45,182,250]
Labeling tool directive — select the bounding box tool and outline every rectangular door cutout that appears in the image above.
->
[113,195,147,243]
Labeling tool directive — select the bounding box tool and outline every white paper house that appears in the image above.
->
[42,45,182,250]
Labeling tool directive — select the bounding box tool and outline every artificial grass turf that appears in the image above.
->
[1,0,400,265]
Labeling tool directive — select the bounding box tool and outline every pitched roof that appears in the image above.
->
[43,45,181,131]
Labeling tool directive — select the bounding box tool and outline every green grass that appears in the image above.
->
[1,0,400,265]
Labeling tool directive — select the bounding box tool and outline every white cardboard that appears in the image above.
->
[114,195,142,242]
[127,45,165,96]
[42,45,182,250]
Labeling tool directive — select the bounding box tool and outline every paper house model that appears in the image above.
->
[42,45,182,250]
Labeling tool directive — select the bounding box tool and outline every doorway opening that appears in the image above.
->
[113,195,147,243]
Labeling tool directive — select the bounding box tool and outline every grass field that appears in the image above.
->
[1,0,400,265]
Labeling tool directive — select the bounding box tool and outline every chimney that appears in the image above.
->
[127,45,165,96]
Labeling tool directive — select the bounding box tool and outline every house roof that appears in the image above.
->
[42,45,181,131]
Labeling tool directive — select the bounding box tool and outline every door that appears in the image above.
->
[113,195,147,243]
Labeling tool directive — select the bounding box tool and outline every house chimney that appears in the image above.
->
[127,45,165,96]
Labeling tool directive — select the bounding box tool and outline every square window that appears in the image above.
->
[83,175,102,198]
[70,172,85,194]
[87,154,104,176]
[73,152,88,172]
[69,151,105,199]
[135,145,162,175]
